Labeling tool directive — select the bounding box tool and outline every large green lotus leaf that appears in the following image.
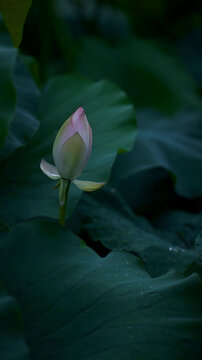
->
[0,282,30,360]
[112,108,202,199]
[153,210,202,245]
[76,188,201,277]
[0,14,17,148]
[0,54,40,161]
[0,1,32,47]
[0,75,136,225]
[143,210,202,277]
[0,221,201,360]
[76,37,202,113]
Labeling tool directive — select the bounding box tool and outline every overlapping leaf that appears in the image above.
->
[0,221,201,360]
[0,16,40,161]
[112,108,202,199]
[0,75,136,225]
[77,188,202,277]
[0,55,40,161]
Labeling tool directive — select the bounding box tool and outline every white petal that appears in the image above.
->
[40,159,60,180]
[72,179,105,192]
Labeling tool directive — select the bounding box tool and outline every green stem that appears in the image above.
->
[59,180,70,227]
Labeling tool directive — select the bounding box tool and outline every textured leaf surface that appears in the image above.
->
[0,282,30,360]
[0,75,136,225]
[112,108,202,199]
[77,188,202,277]
[0,221,201,360]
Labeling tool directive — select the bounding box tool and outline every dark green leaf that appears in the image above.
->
[0,75,136,225]
[112,108,202,199]
[0,220,201,360]
[0,282,30,360]
[0,55,40,161]
[77,188,201,276]
[185,233,202,278]
[0,14,17,148]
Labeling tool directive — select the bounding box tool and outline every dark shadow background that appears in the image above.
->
[21,0,202,87]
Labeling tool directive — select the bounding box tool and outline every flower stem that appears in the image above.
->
[59,180,70,227]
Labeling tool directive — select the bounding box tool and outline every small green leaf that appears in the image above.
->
[0,0,32,47]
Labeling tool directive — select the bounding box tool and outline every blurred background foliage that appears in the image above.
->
[21,0,202,94]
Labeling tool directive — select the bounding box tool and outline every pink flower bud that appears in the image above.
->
[53,107,92,179]
[40,107,105,196]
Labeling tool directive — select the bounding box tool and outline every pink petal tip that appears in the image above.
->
[72,107,85,121]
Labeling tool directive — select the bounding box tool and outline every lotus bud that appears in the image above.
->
[52,107,92,180]
[40,107,105,200]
